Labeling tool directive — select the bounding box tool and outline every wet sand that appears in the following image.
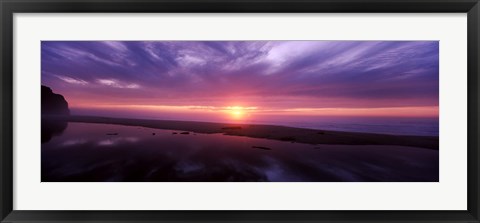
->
[42,122,439,182]
[43,115,438,150]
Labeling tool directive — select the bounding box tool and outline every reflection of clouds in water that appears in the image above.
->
[319,165,362,182]
[42,123,439,182]
[174,161,204,174]
[52,160,117,179]
[62,139,87,146]
[219,158,268,181]
[263,162,287,182]
[261,157,295,182]
[98,137,139,146]
[98,139,115,146]
[361,162,390,174]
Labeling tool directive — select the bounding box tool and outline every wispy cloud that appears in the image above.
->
[96,79,140,89]
[56,75,88,85]
[41,41,438,112]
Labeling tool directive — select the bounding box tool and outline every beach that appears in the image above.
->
[40,41,440,182]
[42,120,439,182]
[43,115,439,150]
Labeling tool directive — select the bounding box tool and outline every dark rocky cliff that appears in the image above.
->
[41,85,70,115]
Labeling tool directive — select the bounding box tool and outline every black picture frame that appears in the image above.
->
[1,0,479,222]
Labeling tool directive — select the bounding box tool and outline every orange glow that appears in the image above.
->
[71,102,438,118]
[226,106,246,119]
[257,106,439,117]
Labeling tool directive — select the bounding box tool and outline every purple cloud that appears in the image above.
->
[41,41,439,110]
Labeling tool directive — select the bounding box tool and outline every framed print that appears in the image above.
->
[1,0,479,222]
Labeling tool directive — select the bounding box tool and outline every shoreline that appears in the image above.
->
[43,115,439,150]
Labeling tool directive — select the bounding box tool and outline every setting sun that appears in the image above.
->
[41,40,440,183]
[228,106,245,119]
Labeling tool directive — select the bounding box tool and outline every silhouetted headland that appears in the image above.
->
[41,86,70,143]
[41,85,70,115]
[43,115,439,150]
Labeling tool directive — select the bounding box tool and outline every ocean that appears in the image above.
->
[72,109,439,137]
[243,117,439,136]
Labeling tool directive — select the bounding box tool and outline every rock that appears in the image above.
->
[41,85,70,115]
[180,132,190,135]
[252,146,272,150]
[221,126,242,130]
[279,136,296,141]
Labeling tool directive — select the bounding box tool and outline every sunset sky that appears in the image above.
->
[41,41,439,123]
